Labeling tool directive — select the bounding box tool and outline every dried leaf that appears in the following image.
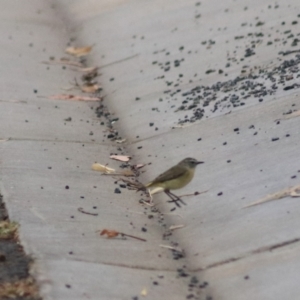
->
[120,169,135,176]
[135,164,145,169]
[60,57,84,66]
[99,229,146,242]
[243,184,300,208]
[80,66,99,73]
[141,288,148,296]
[81,84,101,93]
[100,229,119,238]
[115,138,127,144]
[169,224,185,231]
[115,139,126,144]
[65,46,92,57]
[49,94,101,101]
[92,163,115,174]
[159,244,184,253]
[110,155,131,162]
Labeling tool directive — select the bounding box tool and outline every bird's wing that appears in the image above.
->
[146,165,187,187]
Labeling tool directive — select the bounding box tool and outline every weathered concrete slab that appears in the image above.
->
[61,0,300,298]
[1,0,300,299]
[1,140,194,299]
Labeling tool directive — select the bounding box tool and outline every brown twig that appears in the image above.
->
[98,229,146,242]
[120,233,147,242]
[179,189,209,198]
[101,172,135,177]
[78,207,98,216]
[41,60,84,68]
[159,244,183,253]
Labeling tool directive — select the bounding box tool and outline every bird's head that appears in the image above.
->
[179,157,204,169]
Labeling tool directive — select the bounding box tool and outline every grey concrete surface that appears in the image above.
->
[1,0,300,299]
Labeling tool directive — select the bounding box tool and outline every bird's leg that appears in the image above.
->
[165,191,181,207]
[164,190,187,207]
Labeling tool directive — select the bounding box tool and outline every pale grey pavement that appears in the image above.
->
[1,1,300,299]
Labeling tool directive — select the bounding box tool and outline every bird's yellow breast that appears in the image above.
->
[150,168,195,190]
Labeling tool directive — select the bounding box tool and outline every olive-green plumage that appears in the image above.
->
[145,157,204,191]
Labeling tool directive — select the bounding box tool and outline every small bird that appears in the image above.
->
[144,157,204,207]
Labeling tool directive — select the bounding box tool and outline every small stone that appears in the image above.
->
[114,188,121,194]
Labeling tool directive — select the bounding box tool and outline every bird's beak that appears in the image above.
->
[196,161,204,164]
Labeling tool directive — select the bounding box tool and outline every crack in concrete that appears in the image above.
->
[100,54,139,69]
[70,258,176,272]
[0,137,113,146]
[191,237,300,272]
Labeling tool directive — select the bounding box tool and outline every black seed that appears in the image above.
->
[283,85,295,91]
